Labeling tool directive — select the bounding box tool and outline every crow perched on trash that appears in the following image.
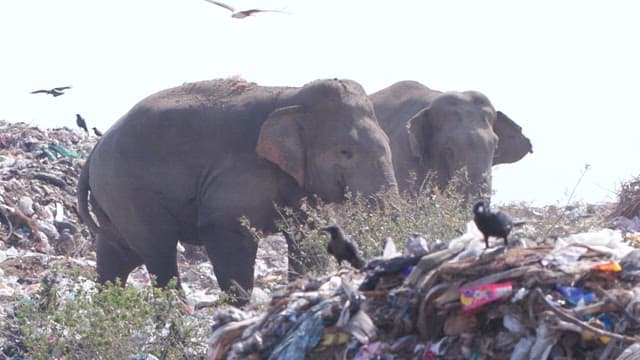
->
[320,225,365,269]
[473,200,520,248]
[92,127,103,137]
[30,86,71,97]
[75,114,88,134]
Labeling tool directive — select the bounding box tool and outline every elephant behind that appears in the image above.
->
[370,81,532,196]
[77,78,398,302]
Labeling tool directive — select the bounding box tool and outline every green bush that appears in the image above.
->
[273,175,470,275]
[7,274,208,359]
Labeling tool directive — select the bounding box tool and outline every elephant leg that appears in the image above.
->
[108,192,182,289]
[200,223,257,305]
[95,225,143,285]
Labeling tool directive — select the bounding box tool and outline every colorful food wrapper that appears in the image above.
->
[591,262,622,273]
[460,281,513,312]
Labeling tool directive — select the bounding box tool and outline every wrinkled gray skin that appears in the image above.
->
[77,78,397,301]
[371,81,532,196]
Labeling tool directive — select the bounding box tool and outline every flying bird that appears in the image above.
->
[75,114,88,134]
[473,200,523,248]
[202,0,286,19]
[30,86,71,97]
[320,225,365,270]
[92,127,103,137]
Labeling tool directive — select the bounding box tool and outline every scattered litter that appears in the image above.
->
[205,221,640,359]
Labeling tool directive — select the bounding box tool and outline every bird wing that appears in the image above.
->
[241,9,285,15]
[495,212,513,226]
[53,86,71,91]
[30,90,49,94]
[203,0,235,12]
[327,243,334,255]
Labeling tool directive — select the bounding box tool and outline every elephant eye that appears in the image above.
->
[340,149,353,160]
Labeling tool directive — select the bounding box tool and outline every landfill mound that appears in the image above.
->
[207,224,640,359]
[0,120,96,255]
[2,120,640,359]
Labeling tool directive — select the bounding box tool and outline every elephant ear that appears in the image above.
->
[493,111,533,165]
[256,105,306,187]
[407,108,433,162]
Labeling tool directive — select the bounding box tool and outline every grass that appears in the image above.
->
[4,275,209,360]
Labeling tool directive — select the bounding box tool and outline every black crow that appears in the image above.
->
[320,225,365,270]
[473,200,517,248]
[202,0,286,19]
[92,127,103,137]
[30,86,71,97]
[76,114,88,133]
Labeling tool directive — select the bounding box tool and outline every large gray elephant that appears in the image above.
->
[77,78,398,301]
[370,81,532,196]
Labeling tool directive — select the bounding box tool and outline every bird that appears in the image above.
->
[319,225,365,270]
[75,114,88,134]
[92,127,103,137]
[472,200,519,249]
[30,86,71,97]
[202,0,286,19]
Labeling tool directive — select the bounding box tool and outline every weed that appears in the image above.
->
[271,174,469,275]
[6,273,208,359]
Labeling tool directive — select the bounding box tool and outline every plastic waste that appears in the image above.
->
[460,281,513,312]
[48,143,79,159]
[404,234,429,257]
[591,261,622,273]
[510,337,534,360]
[554,284,596,307]
[619,249,640,281]
[353,341,382,360]
[383,237,400,258]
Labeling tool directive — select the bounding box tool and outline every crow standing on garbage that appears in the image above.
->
[30,86,71,97]
[473,200,519,248]
[320,225,365,270]
[92,127,103,137]
[75,114,88,134]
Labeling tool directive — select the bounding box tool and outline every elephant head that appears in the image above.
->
[257,79,398,202]
[408,91,498,197]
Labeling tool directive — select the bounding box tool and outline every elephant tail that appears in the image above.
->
[77,153,100,234]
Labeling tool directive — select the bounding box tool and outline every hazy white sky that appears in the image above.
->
[1,0,638,205]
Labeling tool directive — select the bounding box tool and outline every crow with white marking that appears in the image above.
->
[320,225,365,270]
[30,86,71,97]
[76,114,88,134]
[473,200,523,248]
[202,0,286,19]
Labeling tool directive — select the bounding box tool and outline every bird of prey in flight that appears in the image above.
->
[202,0,286,19]
[30,86,72,97]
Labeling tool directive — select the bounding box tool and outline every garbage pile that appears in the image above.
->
[207,223,640,359]
[0,120,96,256]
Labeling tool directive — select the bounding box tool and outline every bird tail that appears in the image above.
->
[512,220,527,227]
[76,151,100,234]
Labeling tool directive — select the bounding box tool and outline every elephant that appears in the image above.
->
[370,81,532,197]
[77,78,398,302]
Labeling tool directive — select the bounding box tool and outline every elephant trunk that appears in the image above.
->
[347,161,398,199]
